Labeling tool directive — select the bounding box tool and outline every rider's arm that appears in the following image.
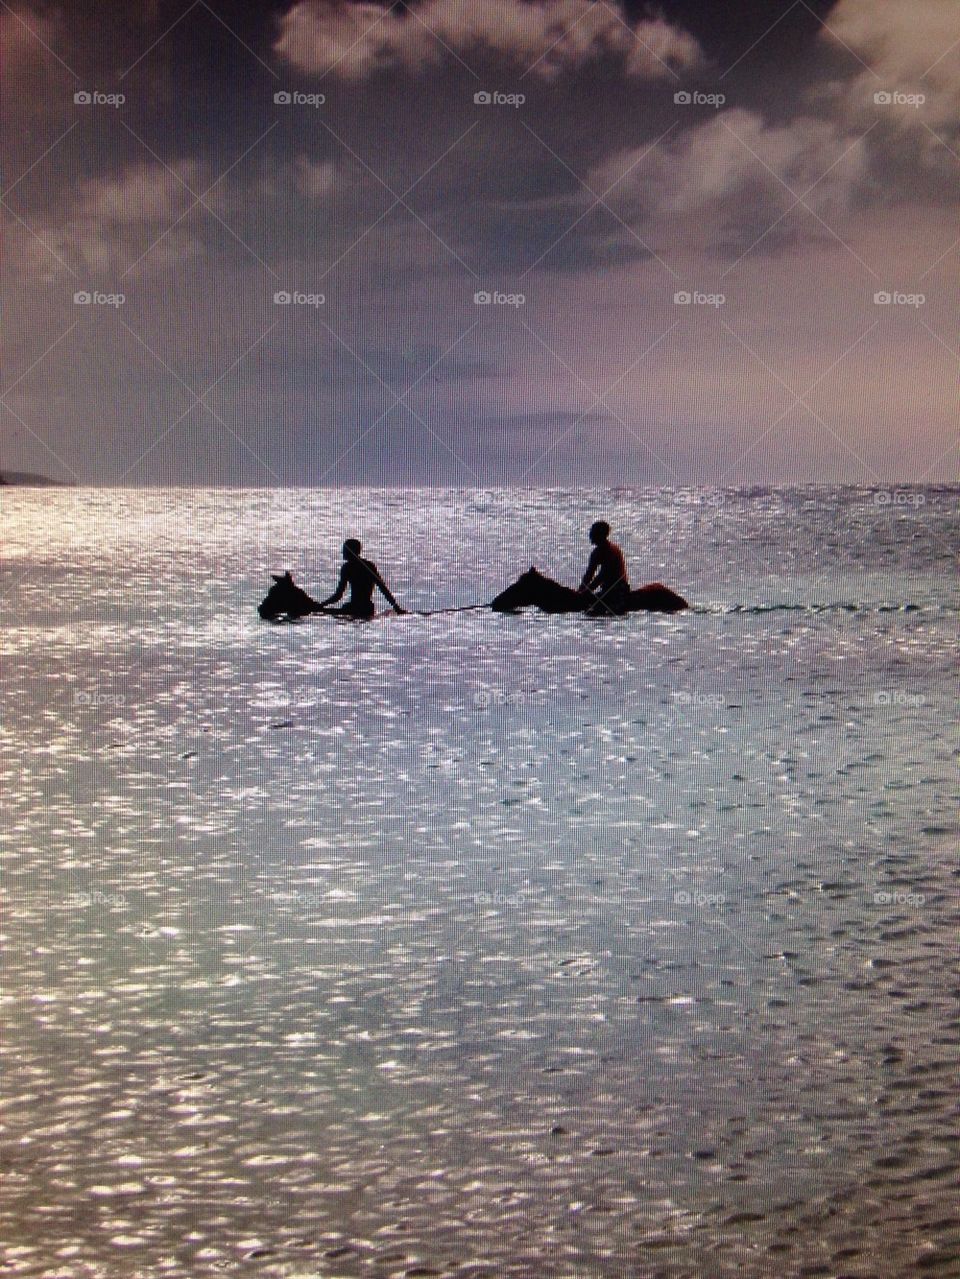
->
[319,566,348,607]
[372,566,404,612]
[580,548,600,591]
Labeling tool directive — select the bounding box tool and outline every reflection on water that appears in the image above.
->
[1,487,958,1278]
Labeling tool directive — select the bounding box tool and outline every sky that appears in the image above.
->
[2,0,958,486]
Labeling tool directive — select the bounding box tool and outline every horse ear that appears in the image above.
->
[271,573,284,583]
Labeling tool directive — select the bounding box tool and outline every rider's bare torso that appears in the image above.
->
[583,540,629,594]
[321,543,403,619]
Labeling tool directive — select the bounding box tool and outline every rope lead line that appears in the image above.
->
[411,603,487,617]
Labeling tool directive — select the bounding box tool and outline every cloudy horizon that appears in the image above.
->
[2,0,958,486]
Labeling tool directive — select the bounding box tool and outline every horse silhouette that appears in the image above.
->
[490,567,688,615]
[258,572,323,622]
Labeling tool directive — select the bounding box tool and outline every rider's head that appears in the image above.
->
[589,520,610,545]
[342,538,362,560]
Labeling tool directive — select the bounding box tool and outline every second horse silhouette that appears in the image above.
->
[490,567,688,615]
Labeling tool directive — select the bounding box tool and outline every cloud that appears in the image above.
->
[590,108,870,257]
[11,150,341,288]
[9,161,204,282]
[274,0,702,81]
[76,160,200,228]
[821,0,960,132]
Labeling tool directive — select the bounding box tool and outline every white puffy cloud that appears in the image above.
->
[591,108,870,253]
[75,160,200,228]
[274,0,702,81]
[9,161,203,282]
[821,0,960,131]
[9,151,345,288]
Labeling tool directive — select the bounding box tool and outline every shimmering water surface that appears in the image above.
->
[1,487,957,1279]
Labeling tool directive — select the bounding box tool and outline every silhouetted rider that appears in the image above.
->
[579,520,630,614]
[320,539,405,620]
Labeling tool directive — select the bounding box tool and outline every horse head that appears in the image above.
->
[490,566,546,612]
[258,571,320,621]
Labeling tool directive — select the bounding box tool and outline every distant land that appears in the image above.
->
[0,471,71,486]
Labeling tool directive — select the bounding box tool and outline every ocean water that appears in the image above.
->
[0,485,957,1279]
